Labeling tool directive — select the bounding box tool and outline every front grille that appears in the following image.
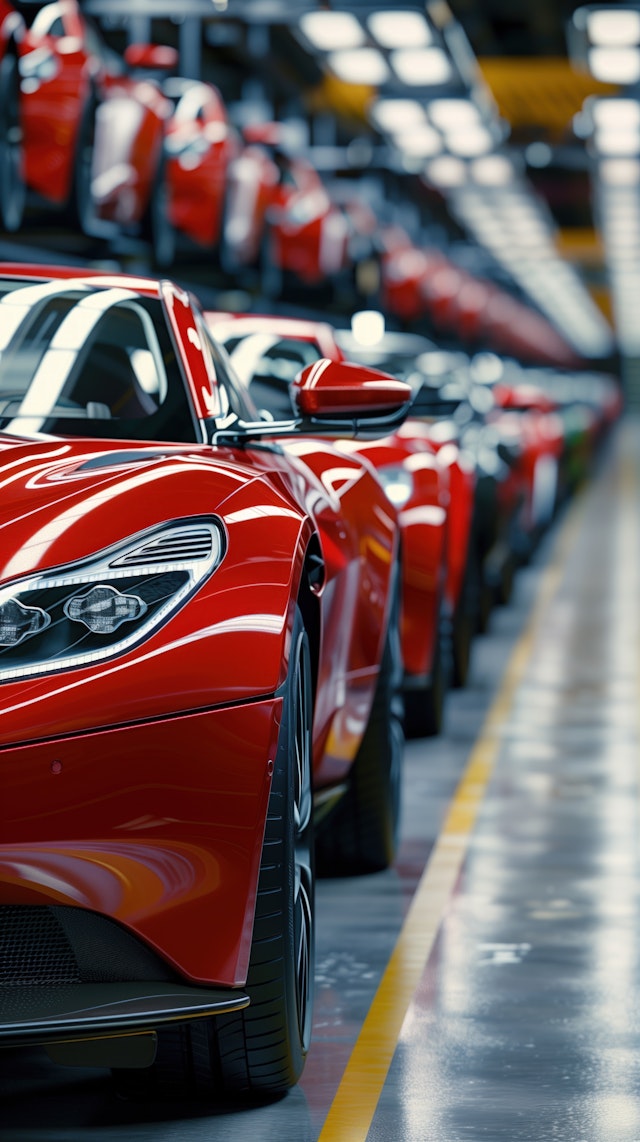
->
[0,906,80,986]
[0,906,175,986]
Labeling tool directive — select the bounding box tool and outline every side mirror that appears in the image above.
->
[124,43,179,72]
[291,358,413,436]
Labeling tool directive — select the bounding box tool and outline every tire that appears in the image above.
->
[451,553,481,689]
[66,97,96,234]
[0,51,25,233]
[143,150,176,270]
[115,607,314,1101]
[403,620,447,739]
[316,583,404,875]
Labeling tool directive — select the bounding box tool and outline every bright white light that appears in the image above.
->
[424,155,467,186]
[470,155,515,185]
[587,10,640,46]
[368,10,432,49]
[599,157,640,185]
[300,11,365,51]
[393,124,442,157]
[351,309,386,346]
[470,352,504,383]
[588,46,640,84]
[328,48,390,85]
[595,128,640,156]
[446,125,494,156]
[427,98,481,130]
[391,47,453,86]
[369,98,426,132]
[592,98,640,130]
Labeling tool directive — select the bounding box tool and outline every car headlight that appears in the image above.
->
[377,466,413,508]
[0,519,224,681]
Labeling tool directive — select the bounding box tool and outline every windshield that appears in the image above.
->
[0,279,198,443]
[222,331,321,419]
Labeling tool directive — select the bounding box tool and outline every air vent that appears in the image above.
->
[111,526,215,567]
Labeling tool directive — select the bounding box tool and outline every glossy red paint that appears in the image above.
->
[0,1,22,53]
[0,263,406,1002]
[18,0,95,206]
[221,125,349,285]
[489,378,566,539]
[90,71,170,228]
[17,0,171,228]
[1,700,279,985]
[208,310,450,690]
[222,142,280,268]
[293,358,413,417]
[266,156,350,284]
[406,419,477,620]
[163,79,239,249]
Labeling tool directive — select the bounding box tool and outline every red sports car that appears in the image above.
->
[0,0,25,232]
[208,311,453,737]
[0,263,412,1098]
[221,124,350,297]
[17,2,175,262]
[162,76,239,254]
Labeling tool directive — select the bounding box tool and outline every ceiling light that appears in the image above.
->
[445,125,494,156]
[328,49,390,85]
[595,129,640,156]
[599,157,640,184]
[591,98,640,129]
[367,10,432,49]
[299,11,366,52]
[427,98,481,130]
[391,47,453,86]
[470,155,515,185]
[393,124,442,157]
[588,46,640,84]
[351,309,386,346]
[586,9,640,45]
[424,155,467,186]
[369,98,426,132]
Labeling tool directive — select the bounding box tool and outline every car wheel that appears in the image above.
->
[403,608,450,738]
[66,97,97,234]
[316,582,404,874]
[0,51,25,233]
[143,151,176,270]
[114,607,315,1100]
[451,554,480,688]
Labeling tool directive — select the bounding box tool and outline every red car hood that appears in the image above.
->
[0,434,259,584]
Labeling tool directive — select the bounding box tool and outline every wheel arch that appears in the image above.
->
[296,532,322,704]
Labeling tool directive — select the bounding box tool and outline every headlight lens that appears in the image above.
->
[378,465,413,508]
[0,519,224,681]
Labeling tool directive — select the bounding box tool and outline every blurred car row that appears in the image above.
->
[1,0,588,368]
[0,0,349,273]
[207,309,622,740]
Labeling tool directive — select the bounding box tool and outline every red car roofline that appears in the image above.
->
[0,263,163,297]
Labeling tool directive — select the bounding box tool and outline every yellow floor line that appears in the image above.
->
[317,488,588,1142]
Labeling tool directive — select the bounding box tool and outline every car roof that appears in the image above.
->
[0,263,163,298]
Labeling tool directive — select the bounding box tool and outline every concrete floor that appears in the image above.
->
[0,417,638,1141]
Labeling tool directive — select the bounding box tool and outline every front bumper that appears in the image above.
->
[0,697,282,989]
[0,980,249,1056]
